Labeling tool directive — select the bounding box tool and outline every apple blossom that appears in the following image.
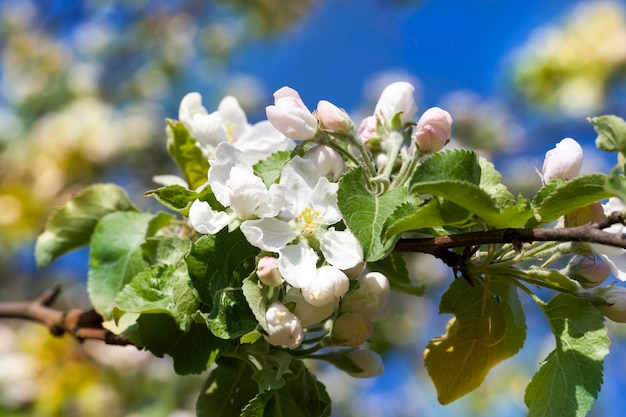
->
[344,349,384,378]
[316,100,353,132]
[411,107,453,154]
[358,116,378,143]
[179,92,295,163]
[266,86,318,141]
[256,256,283,287]
[188,143,285,234]
[541,138,583,183]
[341,272,391,319]
[240,156,363,290]
[301,265,349,307]
[592,198,626,281]
[282,287,336,327]
[264,302,304,349]
[593,286,626,323]
[564,202,605,227]
[302,145,345,181]
[374,81,418,126]
[330,313,374,347]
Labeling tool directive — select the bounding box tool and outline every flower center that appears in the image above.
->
[297,207,323,238]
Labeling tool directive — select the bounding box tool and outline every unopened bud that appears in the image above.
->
[256,256,283,287]
[594,286,626,323]
[374,82,418,126]
[266,86,318,141]
[564,256,611,288]
[565,203,606,227]
[316,100,353,132]
[542,138,583,183]
[345,349,384,378]
[264,302,304,349]
[341,272,391,319]
[302,266,349,307]
[331,313,374,347]
[412,107,453,154]
[302,145,345,181]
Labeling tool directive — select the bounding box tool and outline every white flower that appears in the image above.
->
[593,198,626,280]
[179,92,294,163]
[188,143,285,234]
[264,302,304,349]
[341,272,391,319]
[266,86,318,141]
[283,287,337,327]
[541,138,583,183]
[240,156,363,289]
[374,81,418,126]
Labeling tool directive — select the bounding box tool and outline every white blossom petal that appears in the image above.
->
[278,244,318,288]
[319,229,364,270]
[240,218,296,252]
[189,199,233,234]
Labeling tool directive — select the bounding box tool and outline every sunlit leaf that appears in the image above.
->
[166,119,210,190]
[525,294,609,417]
[35,184,137,268]
[197,358,258,417]
[589,114,626,154]
[424,277,526,404]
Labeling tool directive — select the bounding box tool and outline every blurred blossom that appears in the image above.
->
[72,21,113,56]
[221,74,268,115]
[511,1,626,116]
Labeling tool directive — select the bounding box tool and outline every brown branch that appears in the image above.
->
[0,285,132,346]
[393,212,626,267]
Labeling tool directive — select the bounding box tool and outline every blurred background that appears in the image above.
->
[1,0,626,416]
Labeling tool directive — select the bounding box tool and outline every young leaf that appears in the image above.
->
[35,184,136,268]
[589,114,626,154]
[137,313,228,375]
[604,167,626,204]
[145,183,220,216]
[88,211,158,320]
[196,358,259,417]
[199,288,259,339]
[411,180,532,228]
[478,156,516,207]
[338,167,410,261]
[524,294,609,417]
[530,173,613,226]
[241,359,332,417]
[410,149,482,186]
[254,150,292,187]
[166,118,210,190]
[141,235,192,266]
[242,276,269,332]
[384,198,471,239]
[424,276,526,404]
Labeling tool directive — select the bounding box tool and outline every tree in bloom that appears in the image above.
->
[21,83,626,417]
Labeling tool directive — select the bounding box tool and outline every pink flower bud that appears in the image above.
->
[594,286,626,323]
[565,256,611,288]
[564,202,606,227]
[266,86,318,141]
[374,81,418,126]
[542,138,583,183]
[302,145,345,181]
[316,100,353,132]
[412,107,453,153]
[256,256,283,287]
[264,302,304,349]
[330,313,374,347]
[358,116,378,143]
[345,349,384,378]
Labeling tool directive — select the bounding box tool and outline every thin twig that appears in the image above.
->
[0,285,132,346]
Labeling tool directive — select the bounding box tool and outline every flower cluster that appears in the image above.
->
[177,81,452,376]
[542,137,626,321]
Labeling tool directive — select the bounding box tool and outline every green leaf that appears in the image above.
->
[199,288,259,339]
[88,211,156,320]
[243,276,269,331]
[141,235,192,266]
[411,180,532,228]
[253,369,287,391]
[424,276,526,404]
[35,184,136,268]
[187,229,260,308]
[115,262,199,330]
[524,294,609,417]
[166,118,210,190]
[531,173,613,226]
[145,184,220,216]
[589,114,626,154]
[411,149,481,186]
[197,358,259,417]
[254,150,292,187]
[385,198,471,239]
[338,167,410,261]
[604,168,626,204]
[368,252,424,297]
[241,359,332,417]
[524,266,583,294]
[138,313,227,375]
[478,156,516,207]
